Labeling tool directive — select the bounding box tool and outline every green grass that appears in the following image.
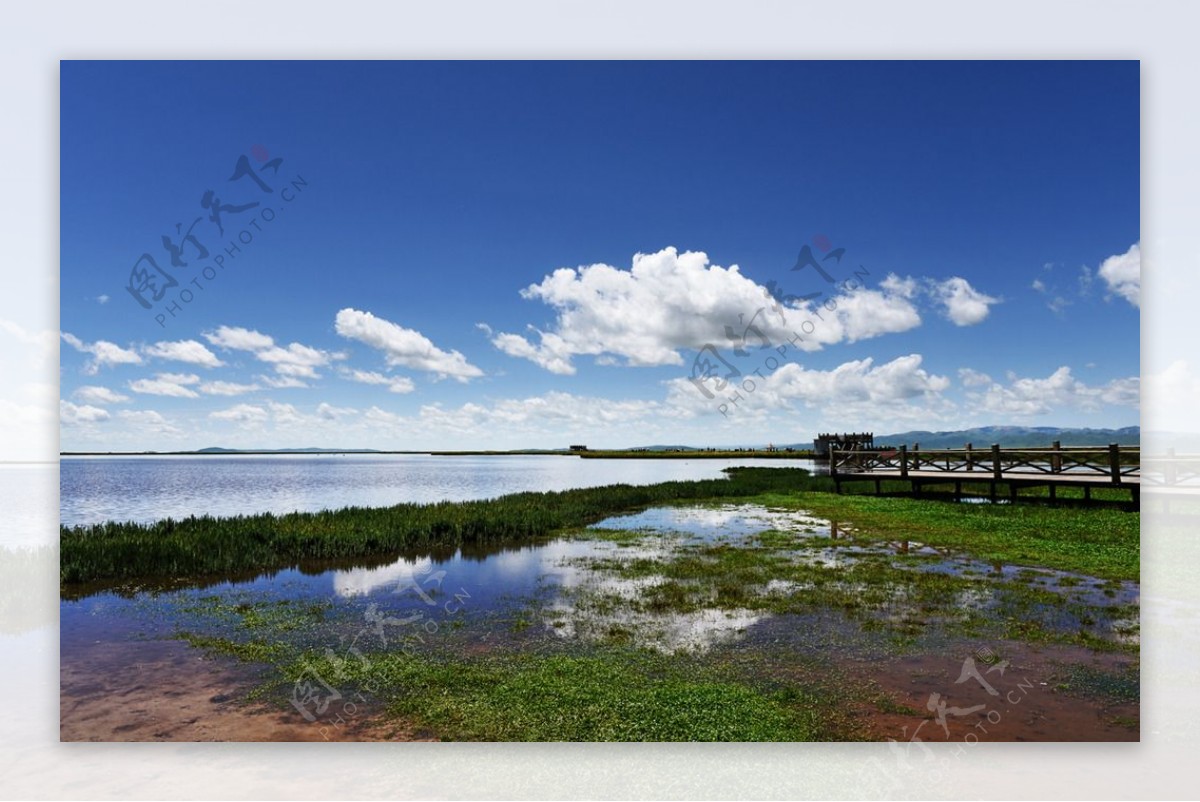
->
[278,648,843,741]
[62,467,1139,588]
[61,467,815,585]
[756,491,1139,580]
[175,632,290,663]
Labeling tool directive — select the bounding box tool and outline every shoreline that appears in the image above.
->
[60,449,820,459]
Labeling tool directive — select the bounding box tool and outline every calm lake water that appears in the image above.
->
[59,454,819,528]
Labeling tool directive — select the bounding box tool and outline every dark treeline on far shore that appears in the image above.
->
[61,447,819,459]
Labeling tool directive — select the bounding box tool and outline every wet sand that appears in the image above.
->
[60,638,410,742]
[845,642,1138,743]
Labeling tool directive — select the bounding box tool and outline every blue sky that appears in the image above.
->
[59,60,1140,450]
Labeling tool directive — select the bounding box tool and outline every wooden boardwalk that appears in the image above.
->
[830,443,1140,507]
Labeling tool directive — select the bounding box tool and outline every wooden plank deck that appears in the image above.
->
[830,443,1141,508]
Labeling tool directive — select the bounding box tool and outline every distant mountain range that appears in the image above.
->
[77,427,1137,456]
[195,447,386,453]
[628,426,1141,451]
[866,426,1140,449]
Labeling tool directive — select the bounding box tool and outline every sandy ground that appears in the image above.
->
[845,641,1139,743]
[59,638,420,742]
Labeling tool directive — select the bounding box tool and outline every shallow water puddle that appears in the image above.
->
[60,501,1139,740]
[582,504,1140,646]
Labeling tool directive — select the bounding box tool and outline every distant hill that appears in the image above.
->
[195,447,384,454]
[867,426,1140,449]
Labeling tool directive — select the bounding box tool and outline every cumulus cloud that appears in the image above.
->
[317,402,357,420]
[117,408,181,436]
[258,374,309,389]
[363,391,663,438]
[128,372,201,398]
[957,368,993,388]
[143,339,224,368]
[489,248,921,375]
[203,325,338,380]
[968,366,1140,416]
[930,277,1000,326]
[667,353,950,418]
[209,403,269,424]
[60,400,110,425]
[73,385,131,405]
[199,380,260,396]
[342,368,416,394]
[335,308,483,382]
[61,332,143,374]
[265,401,304,426]
[1098,242,1140,307]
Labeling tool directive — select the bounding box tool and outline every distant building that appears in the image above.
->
[813,432,874,459]
[569,444,589,452]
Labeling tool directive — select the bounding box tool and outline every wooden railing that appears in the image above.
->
[831,443,1140,485]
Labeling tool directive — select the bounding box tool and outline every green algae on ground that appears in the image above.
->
[275,647,853,741]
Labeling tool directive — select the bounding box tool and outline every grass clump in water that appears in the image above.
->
[61,467,816,585]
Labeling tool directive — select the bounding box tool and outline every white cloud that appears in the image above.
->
[492,331,575,375]
[957,368,992,388]
[259,374,309,389]
[143,339,224,368]
[1031,278,1046,293]
[204,326,275,351]
[209,403,269,424]
[880,273,918,298]
[490,247,921,374]
[930,277,1000,326]
[670,353,949,413]
[1078,266,1093,296]
[60,400,111,425]
[1098,242,1140,308]
[317,402,357,420]
[343,368,415,394]
[72,385,131,405]
[61,332,143,374]
[204,325,337,380]
[255,343,332,379]
[335,308,483,382]
[199,380,260,396]
[117,408,182,436]
[969,366,1140,416]
[375,392,664,437]
[266,401,304,426]
[96,294,110,305]
[128,372,201,398]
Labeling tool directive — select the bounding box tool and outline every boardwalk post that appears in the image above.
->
[913,442,920,470]
[899,444,909,479]
[1051,440,1062,473]
[991,443,1001,502]
[1167,446,1177,486]
[1109,443,1121,484]
[831,448,841,494]
[966,442,974,470]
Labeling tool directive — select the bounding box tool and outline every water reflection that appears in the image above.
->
[61,500,1141,676]
[61,454,817,527]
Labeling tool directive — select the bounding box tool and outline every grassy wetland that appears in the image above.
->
[60,466,1140,742]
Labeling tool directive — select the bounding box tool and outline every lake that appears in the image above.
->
[59,454,820,528]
